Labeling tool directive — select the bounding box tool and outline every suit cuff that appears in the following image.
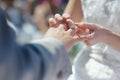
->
[31,38,72,80]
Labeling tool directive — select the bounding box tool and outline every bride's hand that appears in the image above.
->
[75,23,109,46]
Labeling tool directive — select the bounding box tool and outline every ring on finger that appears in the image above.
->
[70,27,76,31]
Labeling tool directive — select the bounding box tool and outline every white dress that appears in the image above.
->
[73,0,120,80]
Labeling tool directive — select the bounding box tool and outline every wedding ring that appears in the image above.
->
[70,27,76,31]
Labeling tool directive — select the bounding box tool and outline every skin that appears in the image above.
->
[76,23,120,52]
[64,0,83,22]
[33,6,48,33]
[52,0,120,52]
[46,14,82,50]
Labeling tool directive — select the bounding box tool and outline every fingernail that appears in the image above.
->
[49,18,56,24]
[49,18,54,21]
[55,14,62,20]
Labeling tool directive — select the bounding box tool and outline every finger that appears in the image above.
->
[82,33,96,46]
[73,32,94,46]
[58,24,66,31]
[72,35,82,42]
[67,19,76,29]
[83,32,95,38]
[87,32,95,38]
[76,23,96,34]
[75,23,97,30]
[55,14,63,22]
[62,13,71,30]
[67,19,76,35]
[62,13,71,20]
[74,32,94,46]
[67,29,75,36]
[49,18,57,27]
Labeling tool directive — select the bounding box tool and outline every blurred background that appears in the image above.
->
[0,0,83,60]
[0,0,68,43]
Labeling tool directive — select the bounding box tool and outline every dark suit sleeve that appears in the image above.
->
[0,8,72,80]
[17,38,72,80]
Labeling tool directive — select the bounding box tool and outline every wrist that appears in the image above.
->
[102,28,112,44]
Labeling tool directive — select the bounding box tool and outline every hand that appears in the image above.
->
[44,14,81,50]
[75,23,109,46]
[49,13,71,30]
